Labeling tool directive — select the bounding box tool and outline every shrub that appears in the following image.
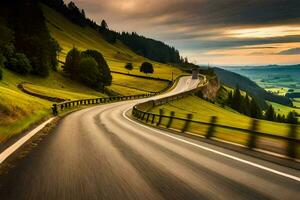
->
[125,63,133,71]
[140,62,154,74]
[6,53,32,74]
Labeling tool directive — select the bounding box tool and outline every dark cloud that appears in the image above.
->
[278,48,300,55]
[69,0,300,64]
[175,35,300,50]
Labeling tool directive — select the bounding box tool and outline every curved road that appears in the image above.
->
[0,76,299,200]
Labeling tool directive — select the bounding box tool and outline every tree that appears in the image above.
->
[0,67,2,80]
[232,85,242,113]
[78,57,101,88]
[6,53,32,75]
[286,111,298,124]
[101,20,108,30]
[81,49,112,86]
[227,91,233,105]
[63,47,81,78]
[125,63,133,72]
[250,97,262,119]
[140,62,154,74]
[243,94,251,116]
[265,104,276,121]
[0,19,15,59]
[49,38,61,71]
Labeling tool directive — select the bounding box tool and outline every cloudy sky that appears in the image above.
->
[68,0,300,66]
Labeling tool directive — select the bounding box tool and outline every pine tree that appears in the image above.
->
[101,20,108,30]
[250,97,262,119]
[232,85,242,113]
[265,105,276,121]
[286,111,298,124]
[244,94,251,116]
[227,91,233,105]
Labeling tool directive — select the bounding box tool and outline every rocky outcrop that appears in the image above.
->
[200,77,220,99]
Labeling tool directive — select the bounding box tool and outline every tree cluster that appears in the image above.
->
[117,32,181,63]
[227,86,298,124]
[227,86,262,119]
[0,0,60,77]
[41,0,183,64]
[62,48,112,89]
[40,0,87,27]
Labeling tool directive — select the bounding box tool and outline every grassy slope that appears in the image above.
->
[149,95,300,146]
[0,68,106,142]
[42,4,184,83]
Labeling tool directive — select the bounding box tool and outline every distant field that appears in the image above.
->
[269,101,300,117]
[149,95,300,147]
[294,98,300,108]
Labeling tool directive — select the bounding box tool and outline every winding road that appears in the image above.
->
[0,76,299,200]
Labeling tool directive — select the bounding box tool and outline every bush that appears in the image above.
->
[6,53,32,74]
[125,63,133,71]
[0,68,2,80]
[140,62,154,74]
[78,57,101,88]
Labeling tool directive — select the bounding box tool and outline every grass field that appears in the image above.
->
[149,95,300,148]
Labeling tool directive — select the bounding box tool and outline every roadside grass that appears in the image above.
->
[149,95,300,147]
[0,68,106,143]
[110,73,169,93]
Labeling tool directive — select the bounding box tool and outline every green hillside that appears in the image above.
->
[41,4,183,81]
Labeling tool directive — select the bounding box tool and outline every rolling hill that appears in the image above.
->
[214,67,293,109]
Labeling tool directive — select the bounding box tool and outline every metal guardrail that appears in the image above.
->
[132,77,300,159]
[51,75,180,115]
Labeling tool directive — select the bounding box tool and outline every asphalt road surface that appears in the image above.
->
[0,76,299,200]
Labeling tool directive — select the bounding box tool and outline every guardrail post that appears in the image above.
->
[142,112,146,120]
[52,104,58,115]
[247,119,259,149]
[151,114,155,124]
[206,116,217,139]
[182,114,193,133]
[156,109,164,126]
[167,111,175,128]
[287,124,297,158]
[146,113,150,123]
